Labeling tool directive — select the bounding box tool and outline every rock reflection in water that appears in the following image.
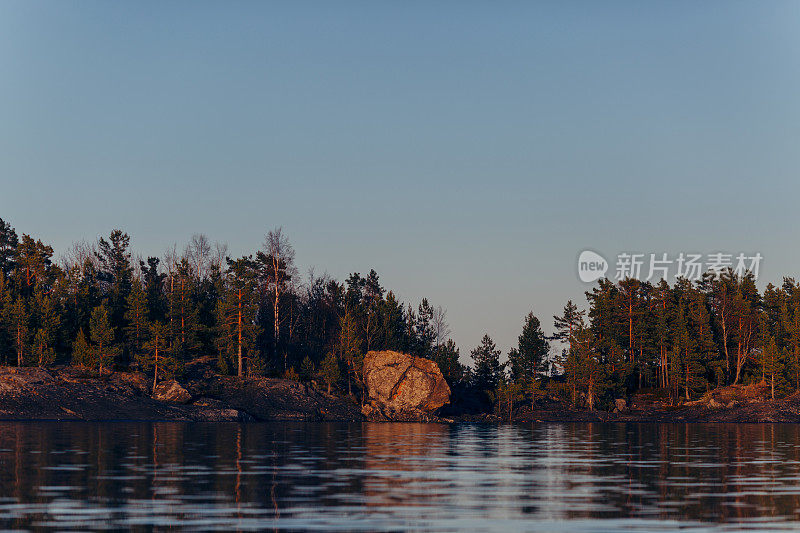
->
[0,422,800,531]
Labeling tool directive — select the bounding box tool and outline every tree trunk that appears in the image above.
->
[273,255,281,371]
[771,373,775,400]
[181,276,186,347]
[628,298,633,363]
[153,344,159,391]
[16,325,22,367]
[237,288,243,378]
[733,316,743,385]
[685,355,690,401]
[721,307,729,379]
[795,344,800,392]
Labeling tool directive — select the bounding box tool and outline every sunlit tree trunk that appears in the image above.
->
[237,288,243,378]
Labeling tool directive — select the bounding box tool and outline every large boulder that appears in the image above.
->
[362,351,450,420]
[152,380,192,404]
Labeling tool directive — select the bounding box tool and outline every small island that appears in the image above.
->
[0,219,797,423]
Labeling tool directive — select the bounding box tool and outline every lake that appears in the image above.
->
[1,421,800,531]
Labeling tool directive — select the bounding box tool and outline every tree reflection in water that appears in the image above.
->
[0,422,799,531]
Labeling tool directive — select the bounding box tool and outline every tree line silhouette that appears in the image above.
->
[0,217,788,414]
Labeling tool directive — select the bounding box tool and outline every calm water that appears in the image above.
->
[1,422,800,531]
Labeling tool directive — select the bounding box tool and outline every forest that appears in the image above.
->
[0,216,793,414]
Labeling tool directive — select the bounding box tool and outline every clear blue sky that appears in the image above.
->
[2,1,800,359]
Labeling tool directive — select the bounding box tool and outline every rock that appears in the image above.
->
[614,398,627,412]
[192,397,227,408]
[453,413,502,423]
[0,366,362,421]
[193,408,255,422]
[152,380,192,404]
[211,376,364,421]
[361,401,388,421]
[362,350,451,420]
[707,398,724,409]
[2,367,56,388]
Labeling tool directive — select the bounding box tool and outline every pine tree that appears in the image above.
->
[414,298,435,357]
[141,321,175,389]
[493,377,525,421]
[782,278,800,391]
[403,304,417,355]
[378,291,406,351]
[318,351,341,394]
[96,230,133,337]
[652,279,673,389]
[701,271,736,383]
[470,334,503,399]
[71,328,91,367]
[32,329,54,366]
[216,256,260,377]
[569,325,607,410]
[729,273,760,385]
[618,277,644,366]
[64,257,103,344]
[552,300,585,373]
[0,272,10,365]
[167,259,202,365]
[432,338,464,385]
[124,278,149,368]
[89,302,117,373]
[508,312,549,382]
[3,294,28,366]
[562,348,581,407]
[32,289,60,366]
[670,304,705,400]
[141,256,167,322]
[299,355,314,382]
[0,218,18,279]
[362,269,384,352]
[338,305,363,396]
[686,283,718,387]
[13,234,56,297]
[552,300,585,342]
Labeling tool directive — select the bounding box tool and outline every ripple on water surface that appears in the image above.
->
[0,421,800,531]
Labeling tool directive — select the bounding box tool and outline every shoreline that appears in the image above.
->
[3,364,800,424]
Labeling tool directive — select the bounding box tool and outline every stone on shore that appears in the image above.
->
[362,350,450,420]
[152,380,192,403]
[614,398,627,413]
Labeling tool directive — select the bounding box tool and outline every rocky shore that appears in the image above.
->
[512,382,800,424]
[2,358,800,424]
[0,358,362,422]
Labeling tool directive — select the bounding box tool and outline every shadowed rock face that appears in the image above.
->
[362,351,450,419]
[0,363,361,422]
[152,380,192,404]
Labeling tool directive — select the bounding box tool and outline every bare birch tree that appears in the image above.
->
[185,234,212,280]
[259,227,297,371]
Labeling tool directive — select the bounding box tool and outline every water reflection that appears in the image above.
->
[1,422,800,531]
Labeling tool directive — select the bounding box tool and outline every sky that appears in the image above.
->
[2,1,800,360]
